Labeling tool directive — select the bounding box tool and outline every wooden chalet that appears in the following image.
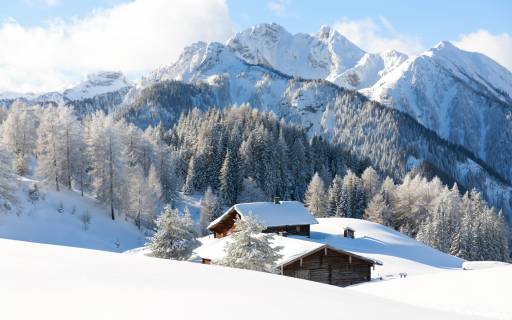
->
[207,201,318,238]
[194,235,382,287]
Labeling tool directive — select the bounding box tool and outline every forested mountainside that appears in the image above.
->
[119,75,512,219]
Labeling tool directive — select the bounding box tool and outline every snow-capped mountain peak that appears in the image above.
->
[63,71,132,101]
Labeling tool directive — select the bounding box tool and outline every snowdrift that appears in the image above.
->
[309,218,464,277]
[351,265,512,319]
[0,238,483,320]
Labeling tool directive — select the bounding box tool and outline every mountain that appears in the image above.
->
[0,71,133,115]
[223,24,512,183]
[120,39,512,217]
[362,42,512,182]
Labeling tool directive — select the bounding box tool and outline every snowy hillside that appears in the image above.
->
[0,238,487,320]
[310,218,463,277]
[351,265,512,319]
[0,177,145,252]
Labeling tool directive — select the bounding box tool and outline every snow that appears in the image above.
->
[195,234,323,265]
[351,265,512,320]
[63,71,132,101]
[208,201,318,230]
[0,177,145,252]
[462,261,511,270]
[309,218,464,277]
[0,237,486,320]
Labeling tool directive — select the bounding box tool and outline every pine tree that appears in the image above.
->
[219,149,239,205]
[304,172,327,217]
[217,215,282,273]
[327,174,343,217]
[147,206,198,260]
[183,155,196,195]
[361,167,381,200]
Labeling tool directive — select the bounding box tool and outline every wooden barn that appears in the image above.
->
[207,200,318,238]
[194,235,381,287]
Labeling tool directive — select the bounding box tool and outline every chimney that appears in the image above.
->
[273,196,281,204]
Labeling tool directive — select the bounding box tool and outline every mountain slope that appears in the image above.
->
[363,42,512,181]
[0,238,487,320]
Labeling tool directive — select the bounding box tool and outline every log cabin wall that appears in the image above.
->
[212,210,240,238]
[282,248,372,287]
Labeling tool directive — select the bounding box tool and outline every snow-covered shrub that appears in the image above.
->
[216,215,282,273]
[147,206,198,260]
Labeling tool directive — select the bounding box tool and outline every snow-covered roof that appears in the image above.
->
[208,201,318,230]
[194,234,381,267]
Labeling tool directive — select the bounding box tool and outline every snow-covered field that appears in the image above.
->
[0,238,486,320]
[0,177,145,252]
[351,265,512,319]
[310,218,463,277]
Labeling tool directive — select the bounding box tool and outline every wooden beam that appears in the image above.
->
[300,258,303,267]
[324,247,328,256]
[349,256,352,264]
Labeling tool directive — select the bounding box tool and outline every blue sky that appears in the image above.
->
[0,0,510,92]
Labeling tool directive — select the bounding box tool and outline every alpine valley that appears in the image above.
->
[1,22,512,220]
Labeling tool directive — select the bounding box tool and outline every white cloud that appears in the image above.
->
[333,17,423,55]
[267,0,289,15]
[454,29,512,71]
[0,0,233,93]
[42,0,60,6]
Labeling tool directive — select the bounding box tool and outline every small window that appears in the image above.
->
[296,225,301,232]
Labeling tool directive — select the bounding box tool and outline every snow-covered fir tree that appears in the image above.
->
[219,149,240,205]
[147,206,198,260]
[217,215,282,273]
[327,174,344,217]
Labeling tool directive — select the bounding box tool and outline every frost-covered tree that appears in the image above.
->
[127,165,159,230]
[364,191,393,226]
[217,215,282,273]
[327,174,343,217]
[86,112,127,220]
[361,167,381,200]
[199,187,223,235]
[0,143,15,212]
[147,206,198,260]
[36,106,61,190]
[339,170,365,218]
[304,172,327,217]
[183,155,196,195]
[1,102,36,175]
